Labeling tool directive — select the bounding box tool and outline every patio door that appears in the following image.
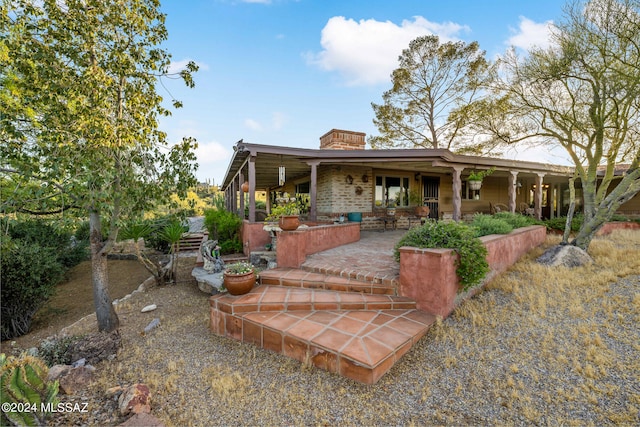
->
[422,177,439,219]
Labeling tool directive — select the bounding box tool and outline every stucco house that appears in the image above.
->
[221,129,639,253]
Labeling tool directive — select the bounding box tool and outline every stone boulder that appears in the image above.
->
[119,412,165,427]
[56,365,96,395]
[119,383,152,415]
[69,330,121,365]
[536,244,593,268]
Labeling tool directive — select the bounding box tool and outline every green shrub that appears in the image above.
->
[204,209,242,254]
[3,219,88,268]
[493,212,541,228]
[471,214,513,237]
[37,336,81,367]
[119,220,153,241]
[1,240,65,340]
[545,214,583,232]
[130,215,188,253]
[0,353,60,426]
[394,220,489,291]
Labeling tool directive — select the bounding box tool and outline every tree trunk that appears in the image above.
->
[563,178,575,244]
[571,169,640,250]
[89,211,119,332]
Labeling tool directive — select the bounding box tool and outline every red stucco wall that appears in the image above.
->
[276,223,360,268]
[398,225,547,318]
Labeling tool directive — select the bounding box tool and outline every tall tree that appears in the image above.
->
[370,35,491,151]
[481,0,640,250]
[1,0,198,331]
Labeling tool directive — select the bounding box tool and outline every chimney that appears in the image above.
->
[319,129,366,150]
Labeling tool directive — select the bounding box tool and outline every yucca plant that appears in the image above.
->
[0,353,59,426]
[160,221,186,284]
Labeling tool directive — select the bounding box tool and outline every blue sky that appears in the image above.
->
[158,0,568,185]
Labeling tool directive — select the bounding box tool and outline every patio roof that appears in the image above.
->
[222,140,575,190]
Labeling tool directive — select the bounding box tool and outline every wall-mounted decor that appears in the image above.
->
[361,174,369,183]
[355,186,363,195]
[346,174,354,184]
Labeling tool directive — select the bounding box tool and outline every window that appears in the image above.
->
[462,181,481,200]
[375,176,409,207]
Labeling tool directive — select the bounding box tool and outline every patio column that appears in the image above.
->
[232,175,238,216]
[534,173,545,220]
[248,156,256,222]
[508,171,518,213]
[309,161,318,222]
[452,166,463,221]
[239,170,245,219]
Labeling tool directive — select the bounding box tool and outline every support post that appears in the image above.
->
[309,162,318,222]
[508,171,518,213]
[534,174,544,220]
[452,166,463,221]
[248,156,256,222]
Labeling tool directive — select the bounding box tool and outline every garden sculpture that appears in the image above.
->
[201,239,225,273]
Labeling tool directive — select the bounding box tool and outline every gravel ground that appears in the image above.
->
[42,232,640,426]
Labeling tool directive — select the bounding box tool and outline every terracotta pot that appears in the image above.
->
[223,271,255,295]
[278,215,300,231]
[241,181,249,193]
[415,206,430,217]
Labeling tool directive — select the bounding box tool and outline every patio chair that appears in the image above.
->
[519,203,535,216]
[381,209,397,231]
[492,203,509,214]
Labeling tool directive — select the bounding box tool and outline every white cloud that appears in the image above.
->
[506,17,555,51]
[244,118,263,131]
[194,140,233,184]
[196,140,231,165]
[307,16,469,86]
[166,59,210,75]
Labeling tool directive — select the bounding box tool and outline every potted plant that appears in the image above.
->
[265,200,300,231]
[467,167,495,190]
[223,261,256,295]
[409,187,429,217]
[385,201,396,217]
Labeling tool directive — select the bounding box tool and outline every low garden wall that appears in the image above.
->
[398,225,547,318]
[241,221,272,255]
[276,222,361,268]
[596,221,640,235]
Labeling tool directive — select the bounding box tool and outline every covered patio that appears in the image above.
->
[221,130,575,231]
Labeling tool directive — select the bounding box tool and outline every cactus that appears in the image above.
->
[0,353,60,426]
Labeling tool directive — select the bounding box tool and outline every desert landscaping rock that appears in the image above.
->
[57,365,95,395]
[69,330,121,365]
[536,244,594,267]
[47,364,72,381]
[143,318,160,334]
[141,304,157,313]
[118,412,165,427]
[118,383,152,415]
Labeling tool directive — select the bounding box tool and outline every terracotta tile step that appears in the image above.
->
[300,263,399,288]
[210,285,416,315]
[259,268,397,295]
[209,301,437,384]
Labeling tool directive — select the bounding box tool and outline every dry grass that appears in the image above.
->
[45,231,640,426]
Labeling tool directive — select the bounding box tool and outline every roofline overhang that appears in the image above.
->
[221,141,575,189]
